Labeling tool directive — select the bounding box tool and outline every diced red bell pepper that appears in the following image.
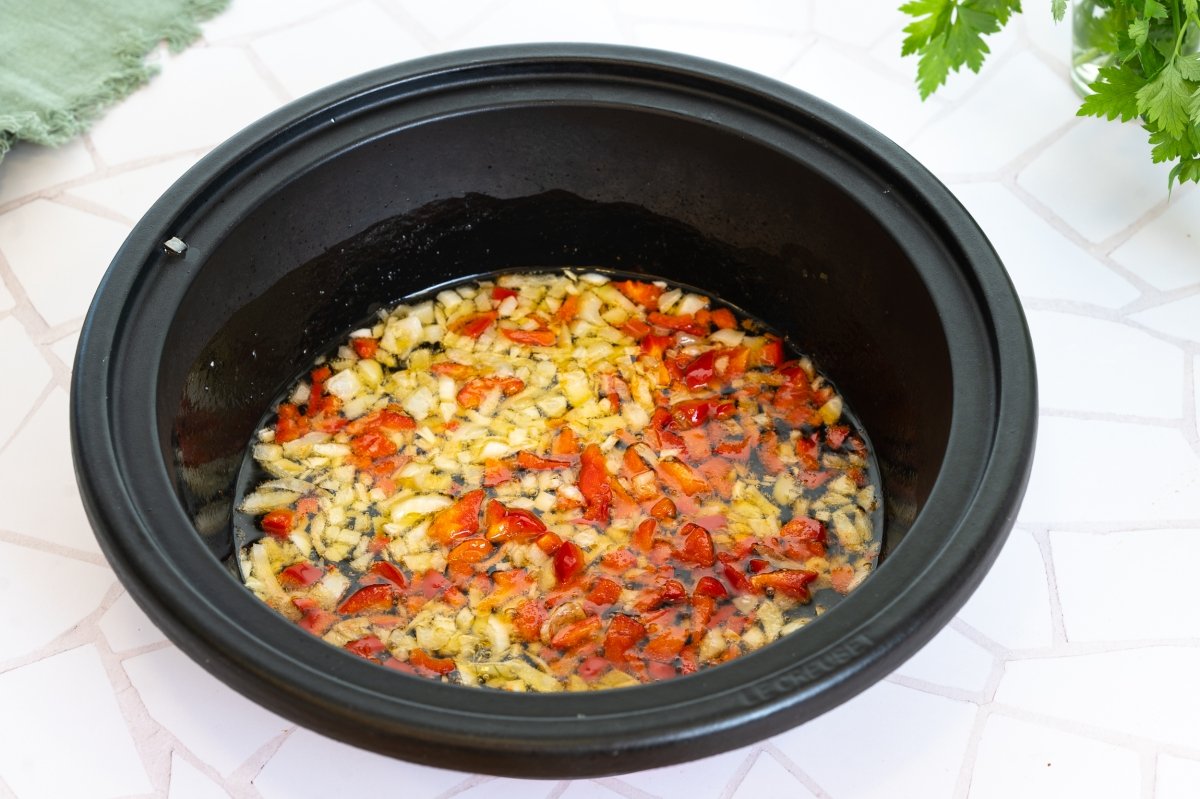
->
[491,285,518,301]
[826,424,850,449]
[757,336,784,367]
[634,518,657,552]
[586,577,622,606]
[260,509,294,539]
[344,635,386,658]
[711,307,737,330]
[694,575,729,599]
[513,598,547,641]
[485,503,548,542]
[492,568,532,595]
[293,597,337,635]
[351,337,379,359]
[677,522,716,567]
[644,627,688,662]
[427,489,484,544]
[601,548,637,572]
[447,537,493,565]
[350,430,397,460]
[578,444,612,524]
[409,648,457,675]
[621,318,652,339]
[615,280,663,309]
[338,584,395,614]
[516,451,571,470]
[451,311,497,339]
[750,569,818,600]
[781,517,827,542]
[690,595,716,634]
[502,327,557,347]
[683,350,716,390]
[457,375,526,409]
[368,560,407,588]
[648,311,706,335]
[831,565,856,594]
[430,361,475,380]
[535,531,563,554]
[555,293,580,323]
[668,399,711,429]
[722,563,753,593]
[656,459,709,496]
[635,579,687,612]
[551,616,602,649]
[640,334,674,360]
[274,403,308,443]
[643,502,673,526]
[279,562,323,589]
[551,426,579,456]
[604,614,646,661]
[554,540,586,583]
[483,458,514,487]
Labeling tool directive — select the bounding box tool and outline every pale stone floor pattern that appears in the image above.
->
[0,1,1197,797]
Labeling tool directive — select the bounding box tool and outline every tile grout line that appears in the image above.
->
[0,527,111,567]
[593,775,663,799]
[715,745,764,799]
[951,703,992,799]
[1037,408,1186,427]
[883,673,987,705]
[761,742,834,799]
[1021,297,1198,350]
[224,727,296,799]
[1028,527,1070,646]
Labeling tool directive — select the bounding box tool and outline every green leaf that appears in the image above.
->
[950,7,999,72]
[901,0,1012,98]
[1191,86,1200,125]
[972,0,1022,23]
[1177,53,1200,81]
[900,0,952,54]
[915,38,954,97]
[1137,62,1194,138]
[1051,0,1067,22]
[1185,0,1198,16]
[1146,125,1200,162]
[1129,17,1150,46]
[1078,64,1147,121]
[1143,0,1169,19]
[1168,156,1200,188]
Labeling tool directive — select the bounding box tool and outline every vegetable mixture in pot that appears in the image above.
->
[238,270,880,691]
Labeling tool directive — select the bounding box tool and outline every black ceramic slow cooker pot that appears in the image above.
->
[70,45,1036,777]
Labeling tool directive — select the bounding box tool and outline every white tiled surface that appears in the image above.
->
[0,1,1197,796]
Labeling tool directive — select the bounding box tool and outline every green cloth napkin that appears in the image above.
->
[0,0,230,161]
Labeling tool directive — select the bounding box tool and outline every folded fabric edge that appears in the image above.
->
[0,0,232,164]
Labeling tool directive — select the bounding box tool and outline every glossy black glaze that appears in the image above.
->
[70,45,1036,777]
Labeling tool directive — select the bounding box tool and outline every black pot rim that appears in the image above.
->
[70,43,1037,777]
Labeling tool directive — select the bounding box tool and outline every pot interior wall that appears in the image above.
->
[163,104,953,566]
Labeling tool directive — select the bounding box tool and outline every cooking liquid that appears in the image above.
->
[233,269,882,690]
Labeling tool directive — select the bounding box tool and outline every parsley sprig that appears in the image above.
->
[900,0,1200,188]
